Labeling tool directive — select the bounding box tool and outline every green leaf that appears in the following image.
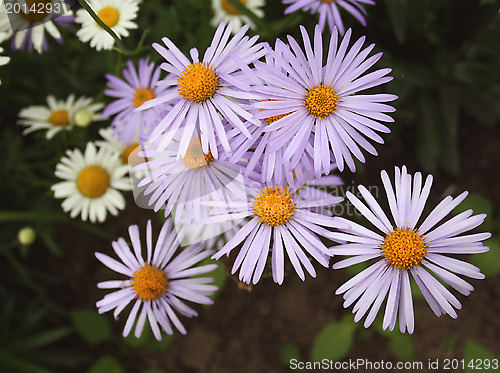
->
[387,332,414,360]
[464,340,498,372]
[469,240,500,277]
[88,356,124,373]
[279,343,301,367]
[310,315,357,362]
[70,310,111,345]
[0,351,54,373]
[22,328,72,350]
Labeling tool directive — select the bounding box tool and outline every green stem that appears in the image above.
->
[226,0,266,30]
[77,0,134,56]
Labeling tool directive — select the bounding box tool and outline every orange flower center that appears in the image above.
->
[305,83,338,119]
[221,0,247,15]
[178,62,219,103]
[48,109,70,127]
[121,143,144,166]
[252,186,295,226]
[97,6,120,28]
[381,228,428,269]
[132,265,168,301]
[182,138,214,169]
[76,166,110,198]
[134,88,155,108]
[18,0,51,23]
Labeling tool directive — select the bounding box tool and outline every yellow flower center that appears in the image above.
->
[252,186,295,226]
[48,109,70,127]
[178,62,219,103]
[381,228,428,270]
[305,84,339,119]
[121,143,143,166]
[321,0,337,3]
[76,166,110,198]
[182,138,214,169]
[221,0,247,15]
[18,0,51,23]
[97,6,120,28]
[134,88,155,108]
[131,265,168,301]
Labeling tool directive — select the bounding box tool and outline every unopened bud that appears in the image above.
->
[18,226,36,246]
[74,110,93,127]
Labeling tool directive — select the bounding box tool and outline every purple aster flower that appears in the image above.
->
[252,25,396,174]
[209,177,346,285]
[330,166,490,333]
[95,219,218,340]
[282,0,375,35]
[0,0,74,53]
[134,130,247,241]
[140,21,267,159]
[103,58,167,146]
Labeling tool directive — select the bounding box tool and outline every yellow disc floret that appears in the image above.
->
[321,0,337,4]
[381,228,427,269]
[134,88,155,108]
[221,0,247,15]
[132,265,168,301]
[252,186,295,226]
[18,0,51,23]
[305,83,339,119]
[76,165,110,198]
[182,138,214,169]
[178,62,219,103]
[48,109,70,127]
[97,6,120,28]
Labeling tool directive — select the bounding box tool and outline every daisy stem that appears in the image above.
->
[77,0,134,56]
[226,0,266,30]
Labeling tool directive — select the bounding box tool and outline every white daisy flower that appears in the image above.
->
[0,0,74,53]
[96,219,218,340]
[18,94,104,139]
[331,166,490,333]
[211,0,265,34]
[75,0,139,51]
[51,142,132,223]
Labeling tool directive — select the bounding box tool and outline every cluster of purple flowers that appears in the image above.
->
[96,18,489,340]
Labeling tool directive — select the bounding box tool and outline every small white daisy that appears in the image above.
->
[18,94,104,139]
[75,0,139,51]
[96,219,218,340]
[211,0,265,34]
[51,142,132,223]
